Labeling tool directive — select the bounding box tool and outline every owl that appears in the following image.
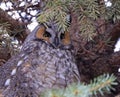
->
[0,23,80,97]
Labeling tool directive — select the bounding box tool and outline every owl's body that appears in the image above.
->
[0,24,80,97]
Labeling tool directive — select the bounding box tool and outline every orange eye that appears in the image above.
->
[60,33,65,39]
[43,31,51,37]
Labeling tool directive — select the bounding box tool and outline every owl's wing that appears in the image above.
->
[3,58,38,97]
[0,40,37,89]
[1,43,43,97]
[0,54,21,89]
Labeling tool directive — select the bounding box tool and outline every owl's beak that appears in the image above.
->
[53,36,60,48]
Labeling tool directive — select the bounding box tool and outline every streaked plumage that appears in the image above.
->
[0,23,80,97]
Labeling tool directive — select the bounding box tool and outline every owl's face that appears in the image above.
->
[35,24,73,50]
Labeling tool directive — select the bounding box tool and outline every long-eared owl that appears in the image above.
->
[0,22,80,97]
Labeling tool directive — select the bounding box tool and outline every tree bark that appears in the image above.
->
[69,8,120,96]
[0,8,29,43]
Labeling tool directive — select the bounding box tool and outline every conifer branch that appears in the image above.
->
[37,0,120,41]
[40,74,117,97]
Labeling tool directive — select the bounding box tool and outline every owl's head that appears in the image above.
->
[34,23,73,50]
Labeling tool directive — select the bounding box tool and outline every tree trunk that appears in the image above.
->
[70,11,120,96]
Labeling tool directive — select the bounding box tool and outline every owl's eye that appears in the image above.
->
[43,31,51,37]
[60,33,65,39]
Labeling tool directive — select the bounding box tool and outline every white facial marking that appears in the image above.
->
[4,79,11,86]
[11,68,17,76]
[17,60,23,66]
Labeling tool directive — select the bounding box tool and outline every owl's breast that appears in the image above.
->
[2,43,80,97]
[21,46,79,94]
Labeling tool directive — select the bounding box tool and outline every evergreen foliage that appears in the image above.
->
[37,1,119,96]
[37,0,120,41]
[41,74,117,97]
[0,0,120,96]
[37,0,70,32]
[0,22,20,55]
